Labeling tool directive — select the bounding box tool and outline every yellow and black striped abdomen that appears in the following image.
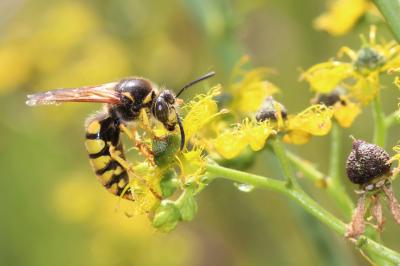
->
[85,114,132,200]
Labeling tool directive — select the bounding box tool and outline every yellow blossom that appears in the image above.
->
[229,56,279,114]
[303,26,400,105]
[214,119,274,159]
[333,97,361,128]
[182,85,226,142]
[285,105,333,136]
[314,0,373,36]
[301,61,353,93]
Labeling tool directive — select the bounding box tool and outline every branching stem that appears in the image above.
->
[206,163,400,264]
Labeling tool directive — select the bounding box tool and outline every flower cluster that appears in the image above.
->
[302,26,400,105]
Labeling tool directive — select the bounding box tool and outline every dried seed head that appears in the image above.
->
[346,139,391,185]
[255,96,287,122]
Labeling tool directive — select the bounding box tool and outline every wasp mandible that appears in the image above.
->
[26,72,215,200]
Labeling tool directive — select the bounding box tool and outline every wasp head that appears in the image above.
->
[112,78,155,121]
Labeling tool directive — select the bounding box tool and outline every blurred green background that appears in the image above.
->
[1,0,400,265]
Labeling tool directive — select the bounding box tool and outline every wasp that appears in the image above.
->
[26,72,215,200]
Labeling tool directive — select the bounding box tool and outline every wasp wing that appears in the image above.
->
[26,82,121,106]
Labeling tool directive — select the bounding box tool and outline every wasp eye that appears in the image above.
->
[154,100,169,123]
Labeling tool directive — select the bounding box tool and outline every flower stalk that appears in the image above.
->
[372,94,387,147]
[373,0,400,43]
[206,163,400,265]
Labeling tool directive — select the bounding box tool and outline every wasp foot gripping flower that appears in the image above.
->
[312,87,361,128]
[302,26,400,105]
[345,139,400,238]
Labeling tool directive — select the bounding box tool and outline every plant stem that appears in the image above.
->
[269,137,297,187]
[385,110,400,128]
[373,0,400,43]
[328,123,354,218]
[206,163,400,264]
[287,151,354,218]
[372,94,386,147]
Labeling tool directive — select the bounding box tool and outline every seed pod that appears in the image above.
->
[346,139,391,185]
[312,87,345,107]
[256,97,287,122]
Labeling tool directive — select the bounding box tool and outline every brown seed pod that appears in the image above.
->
[312,87,345,107]
[346,139,391,185]
[255,96,287,122]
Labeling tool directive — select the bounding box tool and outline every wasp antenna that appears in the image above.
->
[175,109,185,151]
[176,71,215,98]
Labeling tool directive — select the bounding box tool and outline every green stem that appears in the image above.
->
[385,110,400,128]
[328,123,354,218]
[287,151,354,219]
[206,163,400,264]
[372,94,386,147]
[373,0,400,43]
[269,137,297,187]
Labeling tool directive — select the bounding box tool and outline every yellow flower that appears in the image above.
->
[214,119,274,159]
[228,56,279,114]
[214,98,334,158]
[314,0,373,36]
[283,105,334,144]
[182,85,227,142]
[303,26,400,105]
[311,89,362,128]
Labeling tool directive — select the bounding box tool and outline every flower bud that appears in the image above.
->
[152,133,180,167]
[346,139,391,186]
[255,97,287,122]
[160,169,179,198]
[354,47,386,73]
[152,201,181,232]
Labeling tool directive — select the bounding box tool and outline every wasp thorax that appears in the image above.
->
[313,87,345,107]
[346,139,391,186]
[354,47,386,73]
[255,97,287,122]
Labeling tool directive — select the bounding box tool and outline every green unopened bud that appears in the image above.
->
[152,133,181,167]
[152,201,181,233]
[175,188,198,221]
[354,47,386,74]
[160,169,179,198]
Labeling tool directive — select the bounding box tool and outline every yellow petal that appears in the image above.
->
[313,0,369,36]
[283,130,312,145]
[333,98,361,127]
[302,61,353,93]
[242,122,273,151]
[287,105,333,136]
[348,73,380,105]
[214,131,247,159]
[183,86,225,141]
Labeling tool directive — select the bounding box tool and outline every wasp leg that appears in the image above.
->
[119,124,155,165]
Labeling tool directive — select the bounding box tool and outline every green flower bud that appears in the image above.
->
[152,201,181,233]
[160,169,179,198]
[175,188,198,221]
[354,47,386,73]
[152,133,181,167]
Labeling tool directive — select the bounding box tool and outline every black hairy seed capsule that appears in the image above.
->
[346,139,391,185]
[255,97,287,122]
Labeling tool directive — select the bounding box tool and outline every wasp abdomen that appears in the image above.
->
[85,114,132,200]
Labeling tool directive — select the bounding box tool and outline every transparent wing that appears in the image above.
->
[26,82,121,106]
